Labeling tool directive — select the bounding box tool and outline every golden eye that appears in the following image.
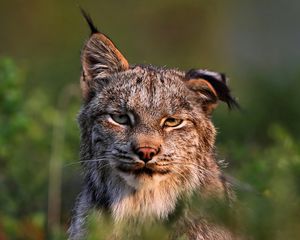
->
[163,118,183,128]
[110,114,131,125]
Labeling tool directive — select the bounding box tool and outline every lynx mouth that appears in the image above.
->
[116,164,170,176]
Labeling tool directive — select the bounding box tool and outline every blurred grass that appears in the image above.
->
[0,0,300,239]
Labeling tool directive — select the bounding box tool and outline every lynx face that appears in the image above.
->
[76,12,238,222]
[80,66,217,190]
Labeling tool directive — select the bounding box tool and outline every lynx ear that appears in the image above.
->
[185,69,239,114]
[80,10,129,99]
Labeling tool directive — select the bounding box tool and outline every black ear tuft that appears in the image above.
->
[185,69,240,110]
[80,7,99,34]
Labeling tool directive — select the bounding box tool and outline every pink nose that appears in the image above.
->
[135,147,158,162]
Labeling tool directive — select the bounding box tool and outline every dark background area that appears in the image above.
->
[1,0,300,239]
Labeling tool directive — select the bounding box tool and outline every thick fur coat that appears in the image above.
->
[68,11,239,240]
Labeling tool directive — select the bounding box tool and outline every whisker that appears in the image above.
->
[63,158,110,167]
[115,155,134,161]
[64,149,135,168]
[96,162,114,171]
[171,165,191,184]
[170,161,217,177]
[117,160,136,164]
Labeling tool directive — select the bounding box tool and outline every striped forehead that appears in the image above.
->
[127,71,188,111]
[101,69,190,114]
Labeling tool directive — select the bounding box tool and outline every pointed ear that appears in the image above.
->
[80,10,129,100]
[185,69,239,114]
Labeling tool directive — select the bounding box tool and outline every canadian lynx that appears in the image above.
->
[69,10,240,240]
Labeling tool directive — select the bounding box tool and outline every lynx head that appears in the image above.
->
[77,11,238,221]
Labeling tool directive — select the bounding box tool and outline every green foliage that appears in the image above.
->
[0,58,80,239]
[233,125,300,240]
[0,58,47,239]
[0,58,27,158]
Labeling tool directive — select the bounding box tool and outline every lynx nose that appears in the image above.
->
[135,147,158,163]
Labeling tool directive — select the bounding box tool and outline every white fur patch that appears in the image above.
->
[118,172,168,190]
[108,171,198,223]
[107,173,179,223]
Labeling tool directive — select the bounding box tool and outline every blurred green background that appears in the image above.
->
[1,0,300,239]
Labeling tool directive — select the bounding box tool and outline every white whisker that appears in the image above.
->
[63,158,110,167]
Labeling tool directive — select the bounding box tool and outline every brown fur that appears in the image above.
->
[68,13,240,240]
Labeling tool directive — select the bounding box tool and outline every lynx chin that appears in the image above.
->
[68,10,240,240]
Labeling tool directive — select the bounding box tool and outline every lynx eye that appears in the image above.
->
[110,114,131,125]
[163,118,183,128]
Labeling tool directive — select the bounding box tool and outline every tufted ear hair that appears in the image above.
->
[80,9,129,100]
[185,69,239,114]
